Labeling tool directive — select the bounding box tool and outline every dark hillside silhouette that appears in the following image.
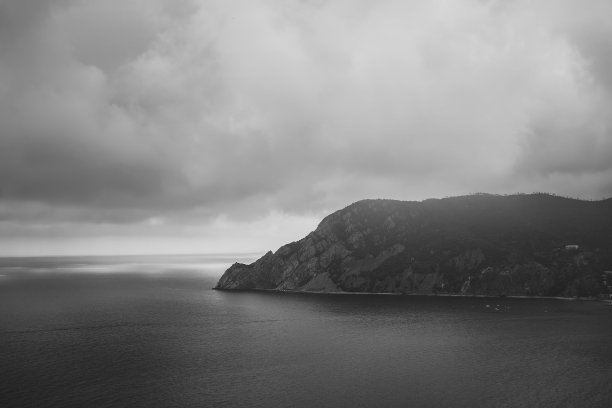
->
[216,194,612,297]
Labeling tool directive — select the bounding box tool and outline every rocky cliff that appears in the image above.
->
[215,194,612,297]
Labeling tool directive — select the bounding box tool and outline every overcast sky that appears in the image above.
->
[1,0,611,256]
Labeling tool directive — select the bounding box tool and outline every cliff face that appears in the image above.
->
[215,194,612,297]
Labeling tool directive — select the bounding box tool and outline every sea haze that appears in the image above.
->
[1,255,611,408]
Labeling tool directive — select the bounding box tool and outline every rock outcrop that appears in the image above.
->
[215,194,612,297]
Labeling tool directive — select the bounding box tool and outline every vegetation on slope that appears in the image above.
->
[216,194,612,298]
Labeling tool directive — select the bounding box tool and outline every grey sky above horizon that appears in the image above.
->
[1,0,611,256]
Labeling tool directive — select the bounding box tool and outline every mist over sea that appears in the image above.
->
[1,255,611,408]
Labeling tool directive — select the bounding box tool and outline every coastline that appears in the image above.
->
[212,287,609,302]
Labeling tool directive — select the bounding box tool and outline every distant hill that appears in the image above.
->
[215,194,612,298]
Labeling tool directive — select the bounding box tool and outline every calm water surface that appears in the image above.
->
[1,255,611,407]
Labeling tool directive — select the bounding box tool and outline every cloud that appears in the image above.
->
[0,0,611,254]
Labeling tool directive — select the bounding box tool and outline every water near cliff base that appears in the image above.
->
[1,255,611,408]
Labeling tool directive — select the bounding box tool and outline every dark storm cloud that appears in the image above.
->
[1,0,611,241]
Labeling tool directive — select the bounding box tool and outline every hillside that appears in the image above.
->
[214,194,612,297]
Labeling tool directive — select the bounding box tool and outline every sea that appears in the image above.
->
[1,254,610,408]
